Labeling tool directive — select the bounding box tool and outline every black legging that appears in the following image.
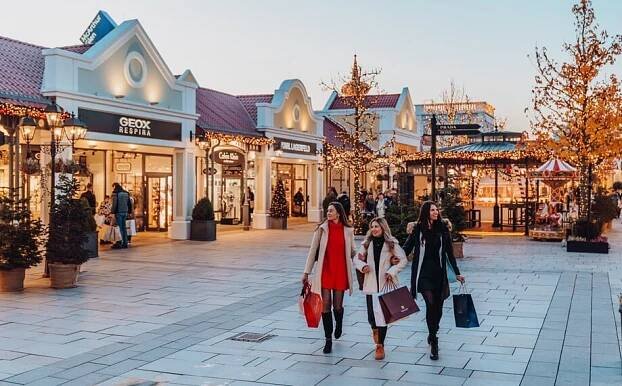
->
[321,289,344,313]
[366,295,387,345]
[421,289,444,336]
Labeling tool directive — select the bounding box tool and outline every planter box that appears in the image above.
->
[566,240,609,254]
[190,220,217,241]
[0,268,26,292]
[220,218,239,225]
[271,217,288,230]
[49,263,80,289]
[83,231,99,258]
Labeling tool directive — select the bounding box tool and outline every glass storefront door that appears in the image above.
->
[272,162,308,218]
[146,174,172,231]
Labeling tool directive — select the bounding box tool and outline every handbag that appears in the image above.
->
[379,282,420,324]
[301,282,323,328]
[446,255,457,283]
[453,284,480,328]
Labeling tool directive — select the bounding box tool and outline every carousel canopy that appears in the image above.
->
[532,158,577,178]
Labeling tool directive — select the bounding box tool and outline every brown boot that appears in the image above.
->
[372,328,379,344]
[374,344,385,360]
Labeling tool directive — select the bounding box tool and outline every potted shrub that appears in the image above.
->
[80,198,99,258]
[46,174,92,288]
[592,188,618,232]
[439,187,468,258]
[270,179,289,229]
[190,198,216,241]
[567,217,609,254]
[0,197,46,292]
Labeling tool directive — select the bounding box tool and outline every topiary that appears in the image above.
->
[439,186,468,242]
[385,201,421,245]
[46,174,90,265]
[192,197,215,221]
[0,196,47,270]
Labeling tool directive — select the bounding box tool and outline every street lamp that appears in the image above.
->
[197,134,212,198]
[62,113,88,148]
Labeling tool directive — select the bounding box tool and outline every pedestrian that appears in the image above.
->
[80,183,97,215]
[354,217,407,360]
[403,201,465,360]
[364,193,376,214]
[293,188,305,216]
[302,201,356,354]
[111,183,132,249]
[242,187,255,220]
[322,187,337,217]
[337,191,351,218]
[97,195,113,245]
[375,193,387,218]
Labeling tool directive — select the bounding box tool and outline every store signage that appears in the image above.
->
[78,109,182,141]
[223,165,244,177]
[212,150,244,166]
[115,162,132,173]
[80,11,116,45]
[274,137,317,155]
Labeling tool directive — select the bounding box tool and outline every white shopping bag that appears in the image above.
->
[372,293,387,327]
[101,224,121,242]
[94,214,106,227]
[126,219,137,236]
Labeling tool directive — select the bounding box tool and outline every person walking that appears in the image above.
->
[403,201,465,360]
[111,183,132,249]
[375,193,387,218]
[293,188,305,217]
[302,202,356,354]
[354,217,407,360]
[80,183,97,215]
[337,191,351,219]
[242,187,255,221]
[322,187,338,217]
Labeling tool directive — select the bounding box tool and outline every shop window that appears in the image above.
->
[145,155,172,174]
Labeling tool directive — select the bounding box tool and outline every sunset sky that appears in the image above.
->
[3,0,622,131]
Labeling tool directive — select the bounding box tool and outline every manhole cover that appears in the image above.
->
[229,332,275,343]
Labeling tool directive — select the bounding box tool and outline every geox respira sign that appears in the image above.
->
[78,109,182,141]
[80,11,117,45]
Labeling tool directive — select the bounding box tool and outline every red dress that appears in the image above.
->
[321,221,349,291]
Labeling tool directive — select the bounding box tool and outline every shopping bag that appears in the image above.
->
[126,219,137,236]
[446,256,457,283]
[94,214,106,227]
[379,283,420,324]
[453,284,480,328]
[302,282,322,328]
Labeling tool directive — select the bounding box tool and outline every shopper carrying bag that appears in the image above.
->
[354,217,408,360]
[302,202,356,354]
[403,201,465,361]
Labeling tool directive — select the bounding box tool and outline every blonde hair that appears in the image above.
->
[362,217,396,254]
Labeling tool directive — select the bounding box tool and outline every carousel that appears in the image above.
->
[528,158,578,241]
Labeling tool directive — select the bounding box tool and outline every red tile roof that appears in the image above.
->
[328,94,400,110]
[323,117,348,147]
[236,94,273,124]
[196,87,259,136]
[0,36,49,107]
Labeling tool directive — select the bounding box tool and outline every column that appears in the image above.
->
[308,156,323,223]
[253,146,272,229]
[169,147,196,239]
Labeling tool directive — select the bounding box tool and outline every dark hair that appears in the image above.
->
[86,183,93,189]
[112,183,123,193]
[325,201,352,227]
[417,200,443,232]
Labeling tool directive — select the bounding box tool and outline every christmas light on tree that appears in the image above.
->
[270,179,289,218]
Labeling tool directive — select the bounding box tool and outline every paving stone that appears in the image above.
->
[525,361,557,378]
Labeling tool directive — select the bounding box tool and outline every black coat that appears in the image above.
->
[402,222,460,300]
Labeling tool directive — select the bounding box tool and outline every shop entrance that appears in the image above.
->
[146,173,172,232]
[273,163,308,217]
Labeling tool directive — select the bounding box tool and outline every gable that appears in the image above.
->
[273,86,315,133]
[77,35,182,110]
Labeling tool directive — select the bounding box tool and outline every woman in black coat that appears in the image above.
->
[403,201,465,360]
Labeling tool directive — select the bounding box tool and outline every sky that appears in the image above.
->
[2,0,622,131]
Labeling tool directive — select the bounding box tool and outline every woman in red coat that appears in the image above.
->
[302,202,356,354]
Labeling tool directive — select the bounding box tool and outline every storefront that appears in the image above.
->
[35,16,199,239]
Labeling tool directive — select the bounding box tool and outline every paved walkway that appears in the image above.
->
[0,222,620,386]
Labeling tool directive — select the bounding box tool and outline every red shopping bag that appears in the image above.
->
[301,282,322,328]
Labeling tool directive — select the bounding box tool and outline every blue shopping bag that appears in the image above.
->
[453,284,479,328]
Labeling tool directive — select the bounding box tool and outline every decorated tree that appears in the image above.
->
[321,55,404,234]
[530,0,622,218]
[270,179,289,218]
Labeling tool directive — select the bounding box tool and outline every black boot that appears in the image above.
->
[321,312,333,353]
[429,335,439,360]
[333,308,344,340]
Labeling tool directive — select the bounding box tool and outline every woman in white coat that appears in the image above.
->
[354,217,407,360]
[302,202,356,354]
